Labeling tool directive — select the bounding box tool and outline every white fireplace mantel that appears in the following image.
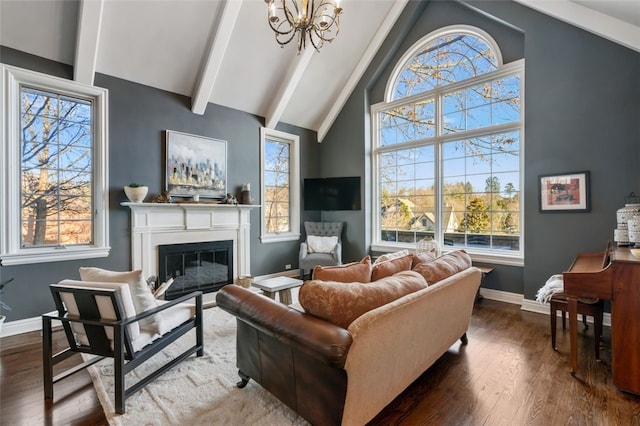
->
[122,202,260,282]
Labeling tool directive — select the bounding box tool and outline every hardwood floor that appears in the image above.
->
[1,299,639,425]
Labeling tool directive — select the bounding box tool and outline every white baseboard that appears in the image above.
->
[0,271,302,338]
[479,288,612,327]
[1,315,46,338]
[521,297,611,327]
[479,287,524,305]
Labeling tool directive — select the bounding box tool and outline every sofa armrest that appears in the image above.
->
[216,284,352,368]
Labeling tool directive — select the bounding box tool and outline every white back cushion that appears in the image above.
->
[57,279,140,343]
[79,267,162,334]
[307,235,339,254]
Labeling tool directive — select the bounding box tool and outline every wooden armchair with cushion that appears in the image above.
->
[42,269,203,414]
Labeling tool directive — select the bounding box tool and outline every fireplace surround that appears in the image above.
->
[122,202,258,293]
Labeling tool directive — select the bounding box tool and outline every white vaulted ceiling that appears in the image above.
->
[1,0,638,142]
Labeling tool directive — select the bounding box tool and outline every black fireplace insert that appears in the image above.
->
[158,240,233,300]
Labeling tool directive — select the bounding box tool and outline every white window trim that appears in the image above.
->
[0,64,110,265]
[259,127,301,243]
[371,27,525,264]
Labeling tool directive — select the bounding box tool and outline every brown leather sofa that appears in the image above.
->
[217,285,351,425]
[216,263,481,425]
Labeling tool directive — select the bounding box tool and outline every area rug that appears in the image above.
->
[86,305,310,425]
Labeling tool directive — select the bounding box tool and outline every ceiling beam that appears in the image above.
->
[513,0,640,53]
[317,0,409,142]
[191,0,243,115]
[264,47,315,130]
[74,0,104,85]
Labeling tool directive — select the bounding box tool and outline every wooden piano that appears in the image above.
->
[563,242,640,395]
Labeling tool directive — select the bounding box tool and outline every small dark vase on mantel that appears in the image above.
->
[240,183,252,205]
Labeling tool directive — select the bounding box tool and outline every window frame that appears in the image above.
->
[371,27,524,266]
[259,127,301,243]
[0,63,110,265]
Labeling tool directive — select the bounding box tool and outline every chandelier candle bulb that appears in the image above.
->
[269,1,277,22]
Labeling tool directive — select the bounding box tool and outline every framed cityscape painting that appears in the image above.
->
[165,130,227,199]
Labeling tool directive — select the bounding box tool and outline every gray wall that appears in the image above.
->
[2,0,639,320]
[0,47,321,321]
[319,0,640,299]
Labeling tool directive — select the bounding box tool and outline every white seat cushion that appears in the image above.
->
[137,301,195,342]
[132,302,194,352]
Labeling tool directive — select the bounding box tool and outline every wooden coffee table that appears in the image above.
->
[252,276,303,305]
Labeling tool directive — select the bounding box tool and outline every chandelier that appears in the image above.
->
[265,0,343,53]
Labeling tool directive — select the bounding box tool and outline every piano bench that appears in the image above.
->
[549,294,604,360]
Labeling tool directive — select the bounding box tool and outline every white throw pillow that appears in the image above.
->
[373,249,410,264]
[79,267,165,334]
[307,235,338,254]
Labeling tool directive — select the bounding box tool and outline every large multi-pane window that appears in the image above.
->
[260,127,300,243]
[372,26,524,259]
[20,87,94,247]
[1,64,109,265]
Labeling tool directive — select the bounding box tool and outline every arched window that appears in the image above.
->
[372,26,524,261]
[389,29,500,100]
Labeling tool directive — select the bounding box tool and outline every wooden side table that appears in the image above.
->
[252,276,303,305]
[475,266,494,301]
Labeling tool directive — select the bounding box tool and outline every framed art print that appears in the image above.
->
[166,130,227,199]
[539,171,590,212]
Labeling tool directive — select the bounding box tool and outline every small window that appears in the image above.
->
[1,64,109,265]
[259,127,300,243]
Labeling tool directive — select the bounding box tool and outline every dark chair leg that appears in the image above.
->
[460,333,468,345]
[582,314,588,329]
[237,370,250,388]
[43,316,54,399]
[196,295,204,357]
[594,309,603,360]
[114,325,125,414]
[550,305,557,350]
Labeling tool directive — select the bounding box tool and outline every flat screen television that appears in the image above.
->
[304,176,361,211]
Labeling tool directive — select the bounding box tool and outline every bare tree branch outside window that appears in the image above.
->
[20,87,93,247]
[264,139,290,233]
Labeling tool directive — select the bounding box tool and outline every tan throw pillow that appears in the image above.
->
[312,256,372,283]
[299,270,428,329]
[371,254,413,281]
[412,251,437,268]
[412,250,472,285]
[79,267,164,334]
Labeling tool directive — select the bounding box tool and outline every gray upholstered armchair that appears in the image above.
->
[299,221,344,279]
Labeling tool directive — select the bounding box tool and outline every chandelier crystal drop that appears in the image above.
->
[265,0,343,53]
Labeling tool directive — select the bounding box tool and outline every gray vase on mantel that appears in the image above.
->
[124,185,149,203]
